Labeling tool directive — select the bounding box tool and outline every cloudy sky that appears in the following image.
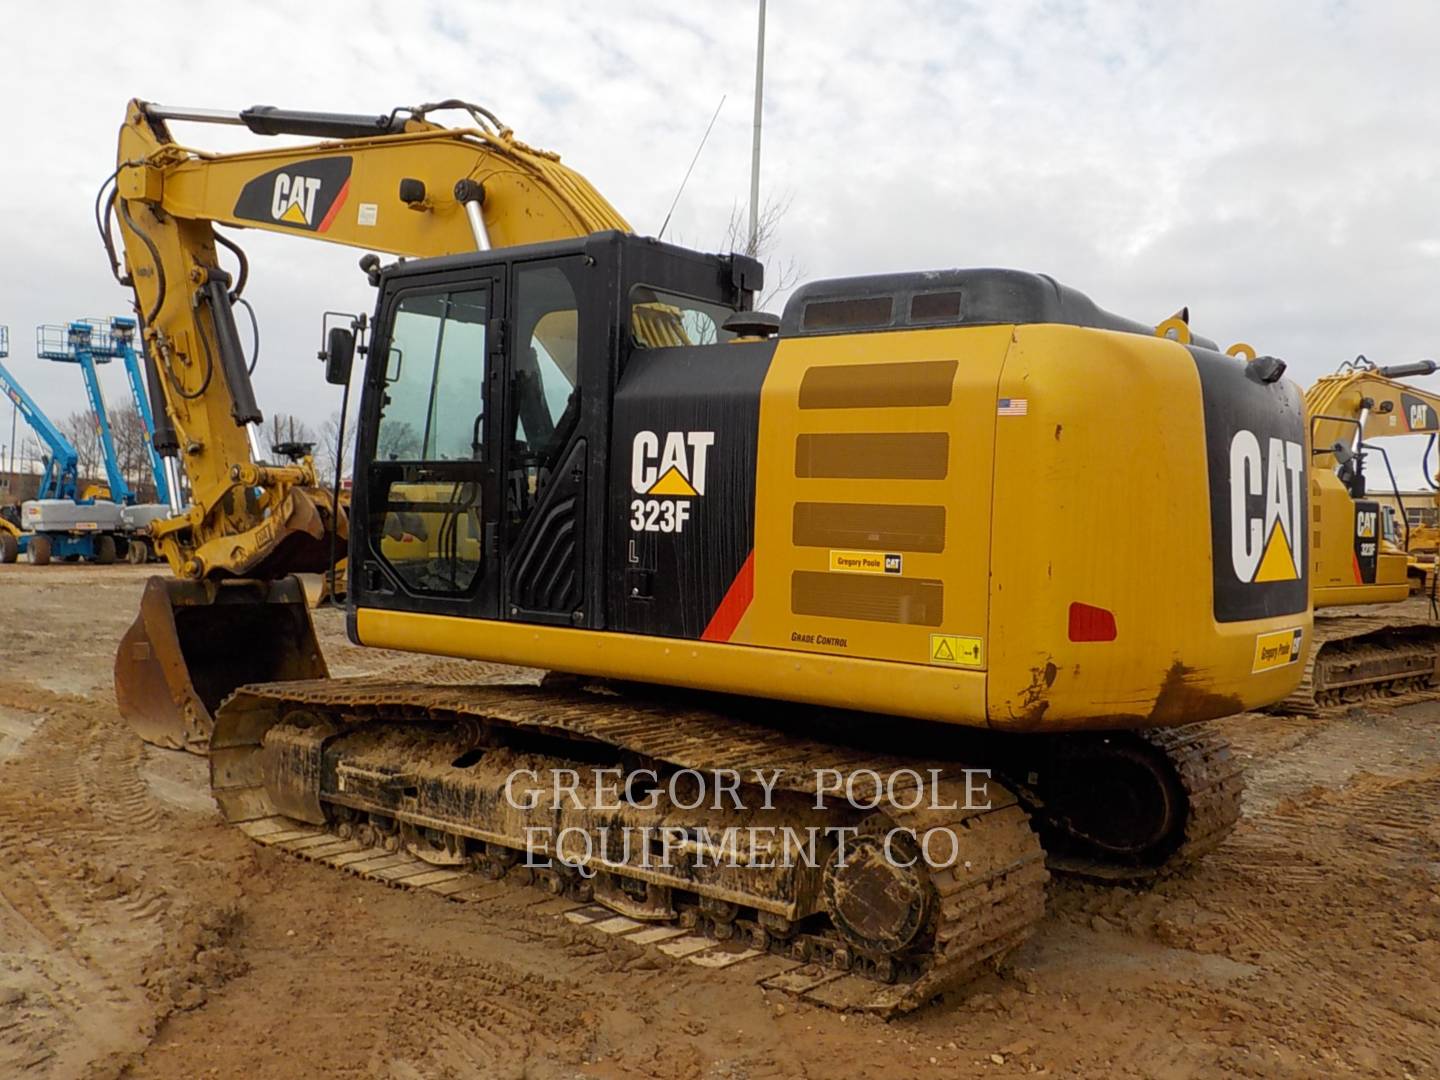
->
[1,1,1437,479]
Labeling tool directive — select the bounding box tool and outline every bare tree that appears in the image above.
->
[19,435,40,483]
[376,421,420,462]
[264,413,318,460]
[720,192,802,311]
[58,410,103,490]
[315,409,358,482]
[111,404,157,502]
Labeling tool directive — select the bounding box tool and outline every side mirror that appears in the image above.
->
[324,327,354,385]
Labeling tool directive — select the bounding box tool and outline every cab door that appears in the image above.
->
[496,255,596,626]
[356,268,504,619]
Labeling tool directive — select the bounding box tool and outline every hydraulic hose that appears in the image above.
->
[116,197,167,327]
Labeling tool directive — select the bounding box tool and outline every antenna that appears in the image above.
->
[749,0,767,254]
[657,95,726,241]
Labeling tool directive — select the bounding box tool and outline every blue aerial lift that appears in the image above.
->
[1,326,80,500]
[0,324,123,564]
[40,319,173,561]
[110,317,174,508]
[38,320,132,504]
[0,325,21,554]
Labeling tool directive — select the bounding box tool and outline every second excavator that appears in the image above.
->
[104,98,1311,1013]
[1293,357,1440,709]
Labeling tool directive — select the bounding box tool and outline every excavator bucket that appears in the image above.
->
[114,575,328,754]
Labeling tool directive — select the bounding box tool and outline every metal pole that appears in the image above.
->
[748,0,766,256]
[8,400,15,473]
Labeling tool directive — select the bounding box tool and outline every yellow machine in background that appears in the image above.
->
[104,97,1316,1013]
[1292,358,1440,708]
[1405,520,1440,594]
[0,517,20,564]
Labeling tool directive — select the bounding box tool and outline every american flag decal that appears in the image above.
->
[997,397,1029,416]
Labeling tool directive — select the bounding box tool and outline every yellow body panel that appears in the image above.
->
[1310,469,1409,607]
[988,327,1306,727]
[356,322,1311,732]
[356,608,988,723]
[735,326,1008,671]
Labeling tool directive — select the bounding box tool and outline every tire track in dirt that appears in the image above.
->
[1044,703,1440,1077]
[0,675,244,1077]
[379,964,553,1076]
[6,570,1440,1079]
[0,680,170,836]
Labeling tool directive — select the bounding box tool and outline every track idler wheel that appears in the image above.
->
[1022,733,1188,867]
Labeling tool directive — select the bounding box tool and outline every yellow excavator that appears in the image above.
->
[1405,521,1440,594]
[0,517,20,563]
[104,98,1311,1013]
[1294,358,1440,709]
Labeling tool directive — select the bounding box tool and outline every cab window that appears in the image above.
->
[369,286,489,596]
[629,285,737,347]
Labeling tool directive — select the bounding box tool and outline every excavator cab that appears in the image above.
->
[349,231,758,629]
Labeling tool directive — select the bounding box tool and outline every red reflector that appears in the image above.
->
[1068,602,1117,642]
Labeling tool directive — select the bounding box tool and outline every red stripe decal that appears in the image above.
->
[701,551,755,642]
[1352,551,1363,584]
[318,178,350,233]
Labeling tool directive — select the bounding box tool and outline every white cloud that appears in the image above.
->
[0,0,1436,479]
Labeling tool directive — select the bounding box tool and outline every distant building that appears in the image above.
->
[0,470,40,503]
[1368,488,1439,529]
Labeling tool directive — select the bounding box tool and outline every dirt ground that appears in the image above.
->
[1,565,1437,1079]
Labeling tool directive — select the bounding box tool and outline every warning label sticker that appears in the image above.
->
[829,550,903,575]
[929,634,983,668]
[1252,626,1304,673]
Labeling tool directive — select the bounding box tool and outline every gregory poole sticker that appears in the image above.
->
[1252,626,1304,673]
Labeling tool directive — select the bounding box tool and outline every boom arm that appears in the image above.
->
[105,98,630,581]
[1306,360,1440,458]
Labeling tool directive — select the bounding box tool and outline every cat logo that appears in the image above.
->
[629,430,715,534]
[1198,349,1307,623]
[631,431,714,497]
[232,157,352,234]
[1356,510,1377,540]
[1402,392,1439,433]
[271,174,322,225]
[1229,430,1304,584]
